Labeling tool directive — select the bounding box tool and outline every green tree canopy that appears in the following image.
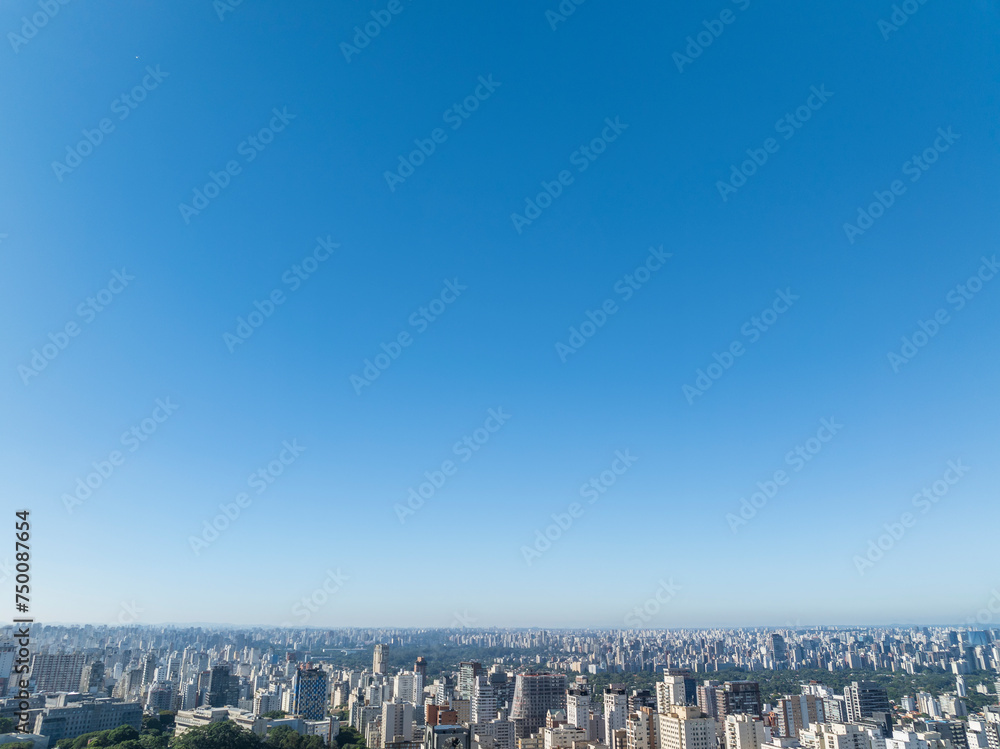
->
[169,721,263,749]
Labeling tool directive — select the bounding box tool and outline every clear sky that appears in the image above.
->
[2,0,999,630]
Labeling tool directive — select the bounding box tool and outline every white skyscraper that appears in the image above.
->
[605,687,628,737]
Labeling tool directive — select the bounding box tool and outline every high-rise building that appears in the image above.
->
[626,707,658,749]
[291,665,328,720]
[656,705,716,749]
[844,682,890,723]
[382,700,414,745]
[659,671,697,710]
[629,690,657,713]
[697,683,720,720]
[719,682,762,720]
[79,661,105,694]
[206,664,238,708]
[566,686,591,731]
[510,672,567,739]
[472,675,498,724]
[460,663,484,701]
[725,714,770,749]
[776,695,824,738]
[799,723,871,749]
[768,635,788,664]
[29,654,88,693]
[374,645,389,675]
[605,687,629,738]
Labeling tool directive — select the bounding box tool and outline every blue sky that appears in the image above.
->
[1,0,999,629]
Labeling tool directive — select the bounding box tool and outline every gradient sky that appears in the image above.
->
[2,0,999,630]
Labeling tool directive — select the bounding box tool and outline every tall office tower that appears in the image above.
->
[659,671,697,710]
[374,645,389,675]
[415,657,428,679]
[510,672,568,739]
[724,714,770,749]
[472,675,498,723]
[844,682,890,723]
[207,664,238,707]
[719,682,762,720]
[489,671,512,717]
[656,705,717,749]
[776,695,824,738]
[697,684,719,720]
[824,696,848,723]
[395,673,415,703]
[382,700,414,745]
[460,662,484,700]
[29,653,88,693]
[630,690,657,713]
[567,687,591,730]
[141,654,157,687]
[291,664,328,720]
[769,635,788,664]
[605,687,629,737]
[79,661,105,694]
[181,680,198,710]
[626,707,658,749]
[957,676,968,698]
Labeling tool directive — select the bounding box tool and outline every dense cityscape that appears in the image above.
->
[1,626,999,749]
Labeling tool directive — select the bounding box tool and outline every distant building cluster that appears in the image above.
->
[0,626,998,749]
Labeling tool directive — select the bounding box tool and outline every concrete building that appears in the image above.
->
[776,695,824,738]
[509,673,567,740]
[844,683,890,723]
[28,655,88,694]
[656,706,716,749]
[725,715,770,749]
[292,666,328,721]
[32,699,142,743]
